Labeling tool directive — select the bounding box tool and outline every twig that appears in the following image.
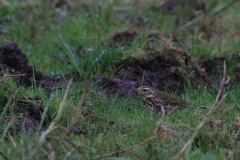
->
[211,0,240,17]
[170,58,227,160]
[45,126,59,135]
[168,106,179,115]
[221,60,226,127]
[173,36,216,91]
[91,136,156,160]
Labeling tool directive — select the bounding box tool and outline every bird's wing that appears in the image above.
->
[156,92,190,106]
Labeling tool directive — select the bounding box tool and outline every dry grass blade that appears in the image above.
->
[170,93,227,160]
[44,125,59,135]
[170,60,227,160]
[59,82,91,140]
[154,106,165,135]
[27,126,58,150]
[91,136,156,160]
[53,78,73,124]
[27,78,73,150]
[221,60,227,127]
[27,81,90,157]
[168,106,178,115]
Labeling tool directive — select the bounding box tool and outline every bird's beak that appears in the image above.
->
[134,88,140,92]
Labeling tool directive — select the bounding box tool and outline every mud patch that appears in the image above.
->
[116,56,184,94]
[201,52,240,84]
[1,116,36,136]
[0,96,51,136]
[92,46,205,98]
[70,126,88,135]
[0,80,51,136]
[0,43,53,88]
[155,0,207,13]
[17,95,51,126]
[92,76,137,98]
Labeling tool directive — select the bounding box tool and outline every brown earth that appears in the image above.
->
[0,43,53,88]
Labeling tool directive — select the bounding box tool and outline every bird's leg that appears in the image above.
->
[157,106,164,115]
[147,104,154,111]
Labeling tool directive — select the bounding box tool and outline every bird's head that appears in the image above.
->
[135,86,155,98]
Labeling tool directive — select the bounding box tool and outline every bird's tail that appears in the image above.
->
[188,104,210,109]
[198,106,210,109]
[188,104,196,107]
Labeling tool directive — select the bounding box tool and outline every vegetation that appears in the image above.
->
[0,0,240,159]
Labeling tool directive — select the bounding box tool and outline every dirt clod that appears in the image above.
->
[16,95,51,126]
[115,56,184,94]
[70,126,88,135]
[157,0,207,13]
[92,76,137,98]
[0,43,53,87]
[1,116,36,136]
[110,30,137,46]
[109,120,115,125]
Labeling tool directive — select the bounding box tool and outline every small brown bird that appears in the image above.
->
[135,86,196,113]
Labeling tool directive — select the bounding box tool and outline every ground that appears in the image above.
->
[0,0,240,159]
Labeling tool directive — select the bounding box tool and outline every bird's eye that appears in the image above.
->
[143,89,147,92]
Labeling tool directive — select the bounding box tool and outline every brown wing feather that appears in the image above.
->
[154,91,193,106]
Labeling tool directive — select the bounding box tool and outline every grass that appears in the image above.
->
[1,0,240,159]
